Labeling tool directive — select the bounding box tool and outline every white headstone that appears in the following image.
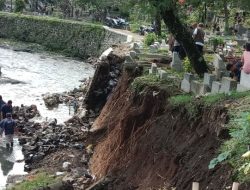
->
[171,52,183,72]
[149,44,158,53]
[160,39,168,50]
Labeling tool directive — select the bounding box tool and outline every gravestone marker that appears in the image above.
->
[171,52,183,72]
[220,77,237,93]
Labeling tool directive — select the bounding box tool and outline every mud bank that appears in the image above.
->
[89,66,250,189]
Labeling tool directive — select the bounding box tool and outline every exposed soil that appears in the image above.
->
[89,67,250,190]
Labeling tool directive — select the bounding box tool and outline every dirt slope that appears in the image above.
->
[89,68,249,190]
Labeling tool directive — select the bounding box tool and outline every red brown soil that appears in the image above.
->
[89,69,249,190]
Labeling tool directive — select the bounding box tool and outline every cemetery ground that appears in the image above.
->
[7,31,250,189]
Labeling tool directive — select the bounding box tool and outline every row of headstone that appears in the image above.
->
[181,72,238,95]
[149,40,169,53]
[149,63,168,80]
[180,54,241,95]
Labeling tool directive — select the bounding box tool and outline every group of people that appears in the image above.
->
[0,95,16,149]
[226,43,250,81]
[168,22,205,59]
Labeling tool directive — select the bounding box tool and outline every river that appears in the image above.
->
[0,47,94,189]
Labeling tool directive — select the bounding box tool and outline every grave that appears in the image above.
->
[191,80,203,95]
[236,71,250,92]
[203,73,216,88]
[211,81,222,94]
[171,52,183,72]
[181,73,194,93]
[160,39,168,50]
[124,54,135,64]
[219,77,237,93]
[149,44,158,53]
[158,70,168,80]
[129,51,138,59]
[149,63,157,74]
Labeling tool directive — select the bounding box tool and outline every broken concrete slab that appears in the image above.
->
[99,47,113,61]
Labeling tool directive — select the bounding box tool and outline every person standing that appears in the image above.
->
[0,113,17,148]
[1,100,13,119]
[0,96,6,120]
[241,42,250,74]
[193,23,205,54]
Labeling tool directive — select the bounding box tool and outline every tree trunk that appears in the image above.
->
[155,9,161,36]
[223,0,229,34]
[160,7,208,76]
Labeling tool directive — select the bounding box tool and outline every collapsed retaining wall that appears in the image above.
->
[0,12,128,58]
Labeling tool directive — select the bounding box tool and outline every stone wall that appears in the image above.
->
[0,12,128,58]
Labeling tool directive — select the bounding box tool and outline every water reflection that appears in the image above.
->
[0,148,14,176]
[0,138,26,190]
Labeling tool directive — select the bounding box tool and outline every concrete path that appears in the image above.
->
[103,26,144,42]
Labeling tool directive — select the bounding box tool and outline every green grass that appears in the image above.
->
[131,74,160,92]
[10,172,59,190]
[202,91,250,106]
[208,95,250,183]
[0,11,101,28]
[169,94,192,106]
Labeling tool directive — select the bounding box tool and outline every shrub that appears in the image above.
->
[0,0,5,10]
[210,36,224,51]
[144,33,157,46]
[15,0,25,12]
[183,57,193,73]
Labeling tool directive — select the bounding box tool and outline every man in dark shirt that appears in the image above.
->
[0,113,16,148]
[226,62,242,82]
[1,100,13,119]
[0,95,6,120]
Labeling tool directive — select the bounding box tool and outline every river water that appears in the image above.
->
[0,47,94,189]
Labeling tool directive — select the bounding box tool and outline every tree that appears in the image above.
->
[144,0,208,76]
[0,0,5,10]
[15,0,25,12]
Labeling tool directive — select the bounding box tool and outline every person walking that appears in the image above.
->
[0,95,6,120]
[1,100,13,119]
[193,23,205,54]
[0,113,17,148]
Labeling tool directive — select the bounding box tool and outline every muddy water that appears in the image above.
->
[0,47,94,189]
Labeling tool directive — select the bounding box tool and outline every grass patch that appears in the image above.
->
[10,172,60,190]
[208,95,250,183]
[169,94,192,106]
[131,74,160,92]
[202,91,250,106]
[169,94,199,119]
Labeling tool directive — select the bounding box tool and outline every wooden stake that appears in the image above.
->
[232,182,239,190]
[192,182,199,190]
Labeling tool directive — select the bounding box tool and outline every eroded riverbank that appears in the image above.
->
[0,45,94,189]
